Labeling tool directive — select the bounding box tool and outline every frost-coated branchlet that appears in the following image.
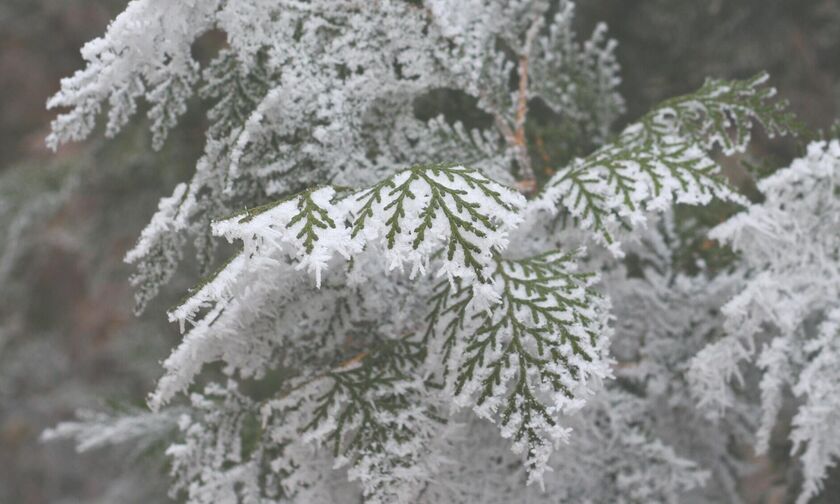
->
[691,140,840,504]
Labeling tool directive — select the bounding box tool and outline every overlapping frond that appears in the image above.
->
[538,74,797,250]
[426,250,612,481]
[689,140,840,503]
[350,164,525,282]
[264,339,441,504]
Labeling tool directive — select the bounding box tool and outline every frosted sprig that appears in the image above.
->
[690,140,840,503]
[537,74,797,251]
[426,250,612,482]
[350,164,526,283]
[263,339,441,504]
[626,72,802,155]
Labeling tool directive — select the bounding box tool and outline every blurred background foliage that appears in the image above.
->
[0,1,838,503]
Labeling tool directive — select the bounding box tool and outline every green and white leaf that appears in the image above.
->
[537,74,798,251]
[425,250,612,482]
[350,164,526,284]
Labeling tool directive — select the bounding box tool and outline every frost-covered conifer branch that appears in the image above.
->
[46,0,221,151]
[74,0,623,312]
[151,163,526,411]
[529,2,623,145]
[426,250,612,482]
[689,140,840,503]
[42,408,181,454]
[271,338,441,504]
[537,74,797,252]
[628,72,804,154]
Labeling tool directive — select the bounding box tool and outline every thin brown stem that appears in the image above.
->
[511,15,543,195]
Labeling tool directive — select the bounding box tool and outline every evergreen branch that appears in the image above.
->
[300,339,427,456]
[349,164,525,282]
[540,75,797,249]
[627,72,804,153]
[265,338,441,503]
[425,250,612,482]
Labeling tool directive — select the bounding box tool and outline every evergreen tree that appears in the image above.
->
[43,1,837,502]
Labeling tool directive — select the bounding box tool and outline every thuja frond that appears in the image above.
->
[690,141,840,504]
[540,74,798,249]
[426,250,612,482]
[213,186,354,288]
[300,339,428,456]
[201,48,274,140]
[529,2,624,144]
[350,164,526,282]
[182,163,526,300]
[265,339,441,504]
[626,72,804,153]
[545,140,737,248]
